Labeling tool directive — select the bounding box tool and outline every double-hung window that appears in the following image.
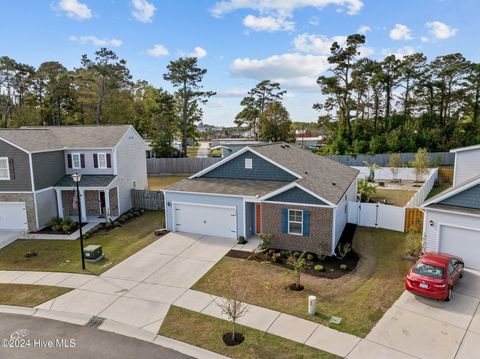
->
[0,158,9,180]
[288,209,303,235]
[98,153,107,169]
[71,153,81,169]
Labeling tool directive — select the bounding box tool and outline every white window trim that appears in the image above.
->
[288,209,303,236]
[0,157,10,180]
[97,152,107,169]
[71,153,81,169]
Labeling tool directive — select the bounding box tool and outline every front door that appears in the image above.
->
[99,192,106,216]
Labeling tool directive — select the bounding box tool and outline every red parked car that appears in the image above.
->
[406,252,464,301]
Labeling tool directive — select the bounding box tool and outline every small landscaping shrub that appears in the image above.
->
[268,249,275,256]
[271,252,281,263]
[52,225,61,232]
[336,242,352,260]
[237,236,246,244]
[280,250,289,257]
[293,251,301,258]
[287,252,307,291]
[133,211,141,217]
[126,213,134,219]
[83,232,91,239]
[340,264,348,271]
[105,222,114,229]
[117,217,126,224]
[49,217,63,227]
[306,253,315,261]
[314,264,324,272]
[258,233,273,250]
[61,224,71,233]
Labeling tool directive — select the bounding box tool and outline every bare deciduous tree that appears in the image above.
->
[216,279,249,343]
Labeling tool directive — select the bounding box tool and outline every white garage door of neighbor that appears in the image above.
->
[0,202,28,230]
[439,225,480,270]
[173,203,237,239]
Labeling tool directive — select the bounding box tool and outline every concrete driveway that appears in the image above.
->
[39,232,236,334]
[0,230,22,250]
[349,269,480,359]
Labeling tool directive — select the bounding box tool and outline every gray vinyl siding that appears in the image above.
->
[0,140,31,191]
[201,151,296,182]
[439,185,480,209]
[64,149,115,175]
[164,191,245,237]
[35,188,58,229]
[245,202,255,237]
[32,151,66,190]
[266,186,328,205]
[454,149,480,185]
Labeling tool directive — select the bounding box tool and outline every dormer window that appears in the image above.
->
[0,158,10,180]
[245,158,253,169]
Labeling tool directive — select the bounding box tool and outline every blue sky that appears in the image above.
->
[0,0,478,126]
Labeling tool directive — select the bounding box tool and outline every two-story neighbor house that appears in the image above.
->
[163,143,358,256]
[0,125,147,232]
[421,143,480,270]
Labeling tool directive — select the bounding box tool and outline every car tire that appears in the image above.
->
[445,287,452,302]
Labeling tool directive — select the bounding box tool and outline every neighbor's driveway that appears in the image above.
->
[39,232,236,334]
[0,230,22,250]
[349,269,480,359]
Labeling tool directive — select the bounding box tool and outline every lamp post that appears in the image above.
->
[72,172,85,270]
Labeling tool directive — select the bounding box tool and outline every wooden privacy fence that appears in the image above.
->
[131,189,164,210]
[438,167,454,183]
[147,158,221,175]
[405,208,424,232]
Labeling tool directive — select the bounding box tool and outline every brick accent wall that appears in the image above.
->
[85,190,100,216]
[109,187,119,216]
[0,193,37,231]
[261,203,333,255]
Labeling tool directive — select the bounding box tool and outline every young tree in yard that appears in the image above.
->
[413,148,430,183]
[363,161,381,182]
[163,57,215,157]
[216,279,249,344]
[287,252,307,291]
[259,102,294,142]
[388,153,402,183]
[235,80,286,140]
[80,48,132,125]
[358,178,376,202]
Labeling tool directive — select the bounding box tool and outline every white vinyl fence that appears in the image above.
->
[405,168,438,208]
[353,167,437,182]
[348,202,406,232]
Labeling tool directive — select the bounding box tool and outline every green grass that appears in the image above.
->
[159,306,339,359]
[0,284,71,307]
[370,188,416,207]
[426,182,452,200]
[187,146,199,158]
[0,211,164,275]
[192,227,411,337]
[148,176,186,190]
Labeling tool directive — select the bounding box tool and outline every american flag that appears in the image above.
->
[72,190,78,210]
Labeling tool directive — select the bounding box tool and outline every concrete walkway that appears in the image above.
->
[0,230,23,250]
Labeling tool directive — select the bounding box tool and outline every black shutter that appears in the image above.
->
[8,158,15,179]
[67,154,72,168]
[106,154,112,168]
[93,154,98,168]
[80,154,85,168]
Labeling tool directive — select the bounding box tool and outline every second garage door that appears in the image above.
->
[173,202,237,239]
[439,225,480,270]
[0,202,28,230]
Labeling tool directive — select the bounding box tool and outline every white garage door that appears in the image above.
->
[439,225,480,270]
[0,202,28,230]
[173,202,237,239]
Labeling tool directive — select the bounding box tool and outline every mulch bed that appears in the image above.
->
[222,333,245,346]
[33,222,88,235]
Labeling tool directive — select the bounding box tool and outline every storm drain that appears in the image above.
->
[86,316,106,328]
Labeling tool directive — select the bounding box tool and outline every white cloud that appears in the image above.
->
[309,16,319,26]
[146,44,169,57]
[217,88,249,97]
[207,99,227,108]
[358,25,371,34]
[189,46,208,58]
[230,53,329,89]
[69,35,122,47]
[382,46,415,59]
[389,24,413,40]
[131,0,156,23]
[57,0,92,20]
[292,33,347,54]
[420,36,429,43]
[243,14,294,32]
[426,21,457,39]
[211,0,364,17]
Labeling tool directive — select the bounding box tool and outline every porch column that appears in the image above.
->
[104,189,111,218]
[55,189,64,219]
[79,189,87,222]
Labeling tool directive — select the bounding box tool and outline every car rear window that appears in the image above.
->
[413,263,444,279]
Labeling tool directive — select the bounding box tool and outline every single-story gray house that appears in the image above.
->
[421,143,480,270]
[163,143,358,256]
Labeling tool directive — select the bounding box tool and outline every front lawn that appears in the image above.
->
[0,211,164,275]
[159,306,339,359]
[148,176,186,190]
[193,227,410,337]
[0,284,71,307]
[370,188,416,207]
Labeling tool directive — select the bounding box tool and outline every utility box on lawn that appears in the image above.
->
[83,245,104,262]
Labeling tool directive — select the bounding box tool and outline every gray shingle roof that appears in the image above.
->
[0,125,131,152]
[164,178,288,197]
[54,175,116,188]
[251,143,359,204]
[424,174,480,205]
